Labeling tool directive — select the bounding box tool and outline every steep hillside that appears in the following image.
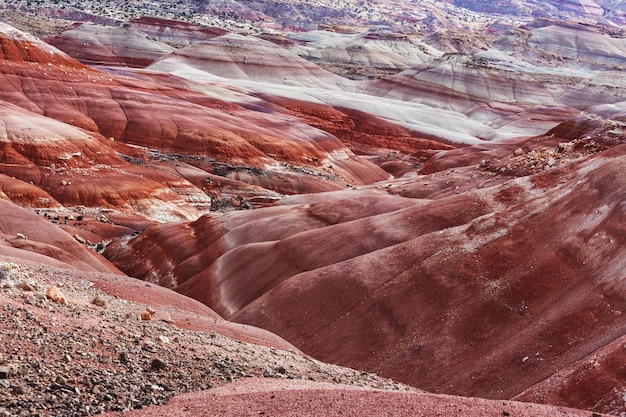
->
[107,105,626,415]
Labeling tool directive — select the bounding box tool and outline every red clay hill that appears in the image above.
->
[107,103,626,415]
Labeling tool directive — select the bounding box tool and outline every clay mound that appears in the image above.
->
[363,53,584,138]
[287,27,443,79]
[148,33,353,89]
[110,378,607,417]
[377,54,559,107]
[142,25,550,145]
[46,22,175,67]
[514,332,626,413]
[497,19,626,70]
[129,16,229,47]
[255,95,455,176]
[527,21,626,66]
[0,198,118,273]
[0,100,205,223]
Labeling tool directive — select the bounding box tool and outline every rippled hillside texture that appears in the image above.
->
[1,1,626,416]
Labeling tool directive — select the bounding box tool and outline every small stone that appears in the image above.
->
[46,286,68,305]
[73,234,87,244]
[12,384,28,395]
[118,352,129,364]
[557,142,575,153]
[125,312,138,321]
[150,358,166,371]
[61,180,68,186]
[513,148,524,156]
[91,295,107,308]
[146,306,156,315]
[17,281,36,291]
[0,366,10,379]
[162,313,175,324]
[158,335,170,344]
[140,310,152,321]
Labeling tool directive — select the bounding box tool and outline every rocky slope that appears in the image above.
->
[0,258,411,416]
[4,0,626,35]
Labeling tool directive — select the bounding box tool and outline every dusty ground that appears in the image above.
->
[0,257,410,417]
[103,377,609,417]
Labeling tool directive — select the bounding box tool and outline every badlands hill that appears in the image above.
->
[1,4,626,417]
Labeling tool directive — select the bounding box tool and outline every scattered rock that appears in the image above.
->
[16,233,27,240]
[91,295,107,308]
[557,142,575,153]
[146,306,156,315]
[0,366,10,379]
[141,310,152,320]
[17,281,37,291]
[150,358,167,371]
[45,286,68,305]
[513,148,524,156]
[73,234,87,244]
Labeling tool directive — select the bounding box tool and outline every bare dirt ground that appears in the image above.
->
[0,257,409,416]
[104,377,609,417]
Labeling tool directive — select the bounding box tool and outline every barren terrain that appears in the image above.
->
[1,1,626,416]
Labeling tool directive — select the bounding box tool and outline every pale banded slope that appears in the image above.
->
[46,22,175,67]
[496,19,626,70]
[287,27,443,78]
[147,35,534,144]
[149,33,353,89]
